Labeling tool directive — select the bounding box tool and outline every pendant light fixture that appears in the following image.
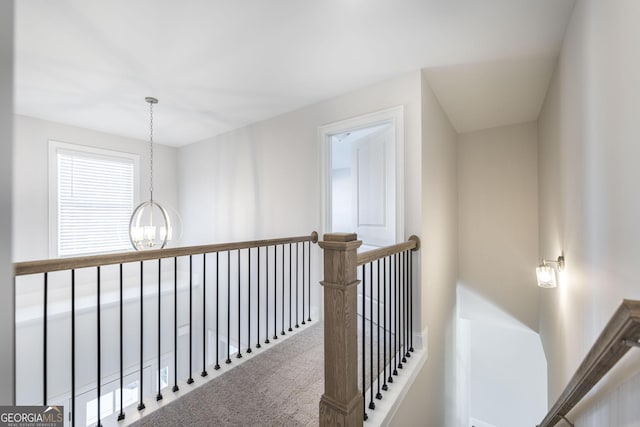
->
[129,96,171,250]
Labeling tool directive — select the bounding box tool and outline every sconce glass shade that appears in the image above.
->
[129,200,170,250]
[536,264,558,288]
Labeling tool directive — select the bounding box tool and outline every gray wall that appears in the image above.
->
[0,0,14,406]
[390,72,458,426]
[538,0,640,421]
[458,123,539,331]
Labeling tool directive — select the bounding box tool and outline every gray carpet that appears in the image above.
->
[132,319,397,427]
[133,323,324,427]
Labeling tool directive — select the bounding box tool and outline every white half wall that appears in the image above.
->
[13,115,179,262]
[0,0,14,406]
[538,0,640,421]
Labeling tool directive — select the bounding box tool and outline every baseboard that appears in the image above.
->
[364,328,428,426]
[412,325,428,352]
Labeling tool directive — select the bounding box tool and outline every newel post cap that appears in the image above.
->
[318,233,362,251]
[323,232,357,242]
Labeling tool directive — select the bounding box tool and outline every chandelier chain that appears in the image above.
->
[149,100,154,202]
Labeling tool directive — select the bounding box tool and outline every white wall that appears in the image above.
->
[455,123,543,426]
[458,123,539,331]
[13,115,179,262]
[538,0,640,421]
[0,0,14,406]
[178,70,423,324]
[389,72,458,427]
[470,320,547,427]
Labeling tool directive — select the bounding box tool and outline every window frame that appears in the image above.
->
[48,140,140,258]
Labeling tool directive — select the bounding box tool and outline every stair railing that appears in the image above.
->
[537,299,640,426]
[14,231,318,426]
[318,232,420,426]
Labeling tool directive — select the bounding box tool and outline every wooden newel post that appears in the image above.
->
[319,233,364,427]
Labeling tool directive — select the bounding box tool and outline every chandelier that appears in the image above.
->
[128,96,171,250]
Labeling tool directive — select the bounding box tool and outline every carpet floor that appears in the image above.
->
[133,323,323,427]
[131,319,395,427]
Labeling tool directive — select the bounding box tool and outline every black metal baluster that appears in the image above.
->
[362,265,367,421]
[201,254,208,377]
[409,250,414,353]
[187,256,194,384]
[398,252,407,369]
[97,266,102,427]
[287,243,292,332]
[295,243,299,328]
[398,252,402,368]
[403,251,408,361]
[281,244,285,336]
[382,256,388,392]
[138,262,146,410]
[405,251,413,357]
[273,245,278,341]
[302,242,306,326]
[71,269,76,426]
[237,249,242,359]
[226,251,232,364]
[158,259,164,400]
[382,256,393,391]
[394,254,399,375]
[265,246,270,345]
[400,251,404,362]
[119,264,126,419]
[376,260,382,400]
[307,241,311,322]
[215,252,220,370]
[256,247,262,349]
[173,257,180,391]
[369,262,375,410]
[43,272,48,406]
[247,248,252,354]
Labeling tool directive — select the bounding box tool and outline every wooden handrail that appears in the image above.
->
[14,231,319,276]
[538,299,640,427]
[356,235,420,266]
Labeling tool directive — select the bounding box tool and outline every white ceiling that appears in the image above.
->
[14,0,575,146]
[424,55,558,133]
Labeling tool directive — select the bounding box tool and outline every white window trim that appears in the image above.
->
[48,140,140,258]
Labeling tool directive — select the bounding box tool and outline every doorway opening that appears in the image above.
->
[319,106,404,250]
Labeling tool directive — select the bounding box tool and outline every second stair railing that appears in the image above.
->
[318,233,420,426]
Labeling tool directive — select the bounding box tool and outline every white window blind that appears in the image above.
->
[54,144,137,257]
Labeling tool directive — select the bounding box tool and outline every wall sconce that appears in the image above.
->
[536,255,565,288]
